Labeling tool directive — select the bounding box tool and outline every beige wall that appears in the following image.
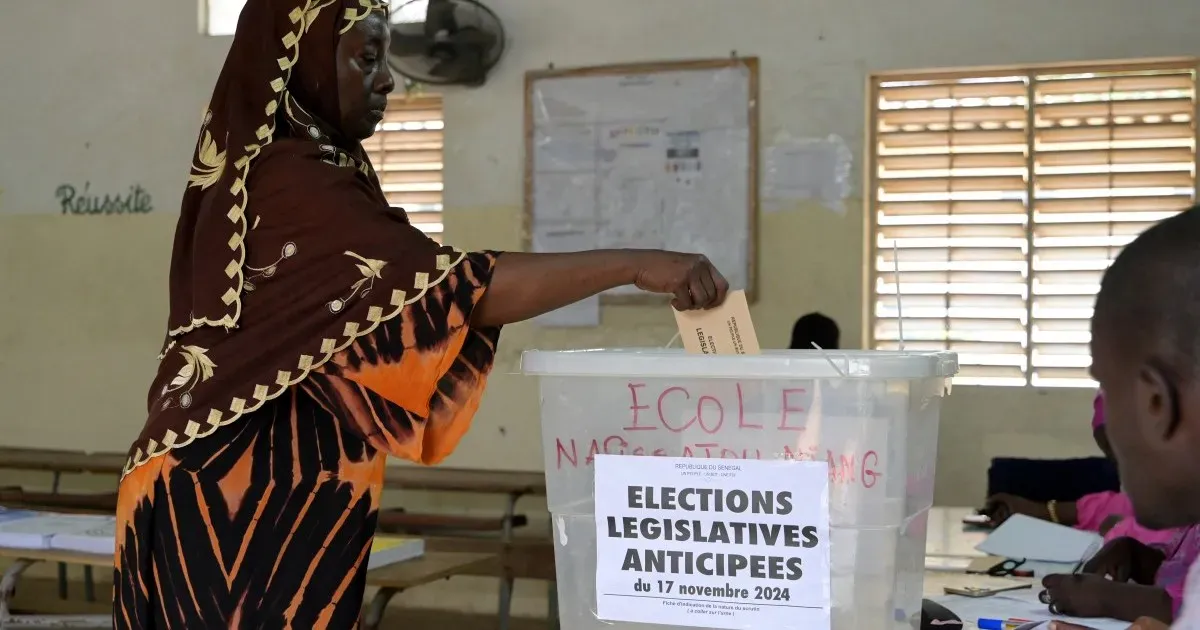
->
[2,0,1196,616]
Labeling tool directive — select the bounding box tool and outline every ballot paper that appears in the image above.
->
[672,289,760,355]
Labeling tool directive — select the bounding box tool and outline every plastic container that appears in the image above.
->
[521,349,958,630]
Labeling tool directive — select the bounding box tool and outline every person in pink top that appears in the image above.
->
[985,392,1175,548]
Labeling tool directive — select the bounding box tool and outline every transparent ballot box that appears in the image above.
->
[521,349,958,630]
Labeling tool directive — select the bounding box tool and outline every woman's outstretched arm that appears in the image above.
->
[471,249,729,328]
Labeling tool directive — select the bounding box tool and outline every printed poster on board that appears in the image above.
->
[594,455,831,629]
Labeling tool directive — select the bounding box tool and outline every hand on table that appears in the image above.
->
[1082,536,1162,585]
[982,493,1051,526]
[1039,573,1116,618]
[632,251,729,310]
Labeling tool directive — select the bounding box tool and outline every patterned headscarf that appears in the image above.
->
[166,0,388,337]
[126,0,484,476]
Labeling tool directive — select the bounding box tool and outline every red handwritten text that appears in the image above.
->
[623,382,812,434]
[554,437,881,489]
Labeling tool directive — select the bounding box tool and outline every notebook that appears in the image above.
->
[366,535,425,570]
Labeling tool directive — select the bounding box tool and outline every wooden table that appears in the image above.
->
[0,446,548,628]
[0,448,126,476]
[0,546,496,630]
[383,466,545,496]
[0,448,549,497]
[379,466,547,630]
[362,552,495,629]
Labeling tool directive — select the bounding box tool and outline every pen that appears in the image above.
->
[978,618,1032,630]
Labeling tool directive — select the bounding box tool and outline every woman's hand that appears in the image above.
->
[982,493,1051,526]
[632,251,729,310]
[1082,537,1164,585]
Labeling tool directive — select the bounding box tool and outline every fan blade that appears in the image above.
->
[389,31,430,56]
[448,26,494,49]
[424,0,458,38]
[428,47,486,85]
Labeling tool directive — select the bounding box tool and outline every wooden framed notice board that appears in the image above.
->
[523,57,760,303]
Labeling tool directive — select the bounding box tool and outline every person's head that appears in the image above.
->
[168,0,397,331]
[1092,204,1200,529]
[789,312,840,350]
[335,10,395,140]
[246,0,394,145]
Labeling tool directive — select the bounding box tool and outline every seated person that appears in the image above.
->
[789,311,840,350]
[984,392,1177,548]
[1037,210,1200,625]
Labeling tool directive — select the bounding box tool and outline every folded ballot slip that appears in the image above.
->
[672,289,761,355]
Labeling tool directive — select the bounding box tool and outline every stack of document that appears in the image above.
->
[0,507,116,555]
[366,535,425,570]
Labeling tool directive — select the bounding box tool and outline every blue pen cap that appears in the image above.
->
[977,619,1004,630]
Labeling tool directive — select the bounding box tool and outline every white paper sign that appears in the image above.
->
[594,455,831,629]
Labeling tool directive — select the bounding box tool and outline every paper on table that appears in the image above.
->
[934,588,1128,630]
[976,514,1103,563]
[672,289,760,355]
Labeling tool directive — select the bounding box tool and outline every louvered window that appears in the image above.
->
[869,60,1198,386]
[361,95,445,242]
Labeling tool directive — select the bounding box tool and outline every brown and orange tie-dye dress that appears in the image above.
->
[112,263,501,629]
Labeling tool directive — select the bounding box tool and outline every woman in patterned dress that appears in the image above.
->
[111,1,728,627]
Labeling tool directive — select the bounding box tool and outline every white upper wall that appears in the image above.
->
[2,0,1198,216]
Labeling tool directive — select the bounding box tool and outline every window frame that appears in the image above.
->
[864,56,1200,387]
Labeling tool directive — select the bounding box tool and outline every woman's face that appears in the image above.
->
[336,12,395,140]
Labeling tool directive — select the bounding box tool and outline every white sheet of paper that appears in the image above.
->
[976,514,1103,563]
[763,136,852,213]
[593,455,831,630]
